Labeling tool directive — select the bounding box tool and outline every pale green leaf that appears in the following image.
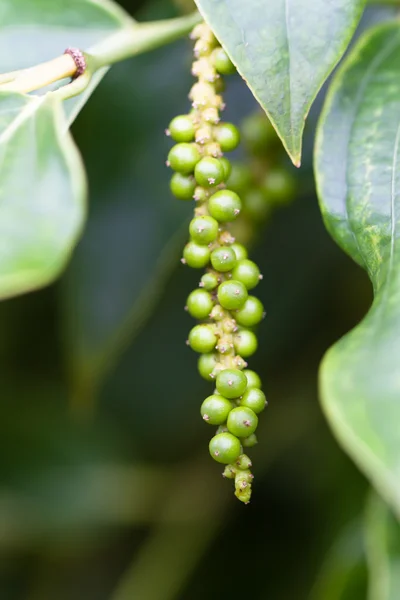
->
[0,91,86,299]
[194,0,366,165]
[315,23,400,517]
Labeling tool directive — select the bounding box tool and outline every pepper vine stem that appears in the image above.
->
[89,12,202,69]
[0,55,77,94]
[0,11,202,97]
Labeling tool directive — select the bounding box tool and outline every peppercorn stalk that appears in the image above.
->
[167,22,267,504]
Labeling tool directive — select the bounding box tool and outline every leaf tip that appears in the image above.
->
[287,150,301,168]
[293,158,301,168]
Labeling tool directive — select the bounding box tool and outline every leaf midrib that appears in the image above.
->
[0,95,44,145]
[284,0,295,155]
[344,33,400,276]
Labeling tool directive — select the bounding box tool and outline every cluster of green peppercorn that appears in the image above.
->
[226,112,296,246]
[166,22,268,503]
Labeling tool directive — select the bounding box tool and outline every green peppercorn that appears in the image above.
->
[201,394,233,425]
[223,464,236,479]
[209,432,241,464]
[168,143,200,174]
[217,425,229,435]
[189,216,219,245]
[226,162,252,195]
[170,173,196,200]
[231,259,261,290]
[194,157,225,187]
[208,189,242,222]
[236,454,253,470]
[233,328,258,357]
[231,243,248,261]
[200,272,219,290]
[214,123,240,152]
[212,47,236,75]
[198,352,218,381]
[194,186,208,202]
[210,247,237,272]
[234,296,264,327]
[210,305,226,321]
[240,388,267,414]
[188,324,217,353]
[262,167,296,204]
[220,157,232,180]
[183,242,210,268]
[168,115,195,143]
[227,406,258,437]
[241,433,258,448]
[216,368,247,399]
[243,188,271,220]
[214,77,226,94]
[241,111,278,155]
[243,369,262,389]
[217,280,248,310]
[186,289,214,319]
[222,317,237,333]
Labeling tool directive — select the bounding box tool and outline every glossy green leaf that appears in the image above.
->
[194,0,366,166]
[365,494,400,600]
[0,92,86,299]
[315,23,400,517]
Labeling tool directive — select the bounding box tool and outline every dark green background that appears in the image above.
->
[0,1,378,598]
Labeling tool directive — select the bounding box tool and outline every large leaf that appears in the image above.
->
[194,0,366,166]
[0,2,132,299]
[0,92,86,298]
[315,23,400,517]
[365,494,400,600]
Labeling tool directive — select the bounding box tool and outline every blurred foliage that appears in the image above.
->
[0,1,396,599]
[365,494,400,600]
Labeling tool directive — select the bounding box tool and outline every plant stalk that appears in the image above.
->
[90,12,202,69]
[0,55,76,94]
[0,11,201,97]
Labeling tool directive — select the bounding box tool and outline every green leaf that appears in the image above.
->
[365,494,400,600]
[0,92,86,299]
[194,0,366,166]
[315,23,400,517]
